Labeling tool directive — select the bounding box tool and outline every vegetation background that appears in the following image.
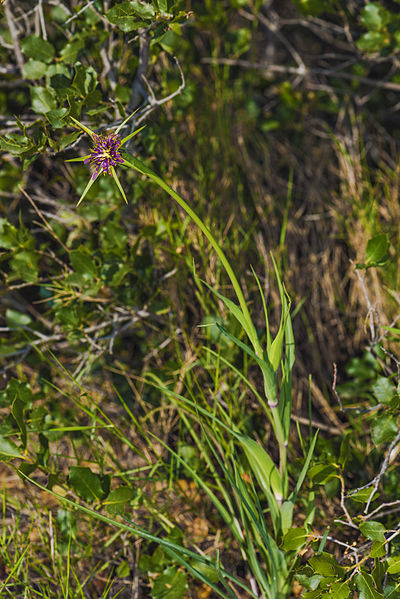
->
[1,0,400,597]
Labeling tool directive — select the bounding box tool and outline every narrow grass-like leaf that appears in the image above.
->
[149,431,245,548]
[200,425,285,595]
[203,346,272,422]
[236,434,283,517]
[251,265,272,350]
[234,467,284,598]
[202,279,258,352]
[317,527,330,555]
[19,472,255,599]
[0,543,30,595]
[288,430,318,504]
[215,324,277,406]
[280,500,294,535]
[280,312,295,439]
[268,256,291,372]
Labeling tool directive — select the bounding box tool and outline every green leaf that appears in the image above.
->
[297,573,325,591]
[200,283,256,350]
[12,396,27,450]
[189,560,219,584]
[289,431,318,506]
[215,323,277,405]
[350,487,380,504]
[116,561,130,578]
[106,1,155,32]
[291,0,334,17]
[23,59,48,79]
[329,581,350,599]
[309,552,344,577]
[360,521,386,542]
[103,486,133,513]
[58,131,81,151]
[68,466,108,502]
[111,167,128,203]
[0,134,32,155]
[0,434,23,460]
[282,527,308,551]
[4,379,33,405]
[21,35,55,63]
[308,463,338,484]
[11,250,39,283]
[387,556,400,574]
[70,247,98,277]
[152,567,188,599]
[366,235,390,265]
[73,64,98,97]
[356,234,391,269]
[370,540,386,558]
[339,433,351,468]
[50,74,77,100]
[361,4,389,31]
[30,86,57,114]
[159,29,181,53]
[59,38,85,64]
[330,581,351,599]
[280,500,294,535]
[154,0,169,11]
[236,433,283,505]
[384,584,400,599]
[139,546,169,574]
[0,219,19,247]
[371,413,398,445]
[46,108,68,129]
[372,561,386,588]
[269,297,290,372]
[6,309,31,327]
[355,572,383,599]
[373,377,397,406]
[357,31,387,52]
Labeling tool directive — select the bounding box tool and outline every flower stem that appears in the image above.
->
[123,155,263,358]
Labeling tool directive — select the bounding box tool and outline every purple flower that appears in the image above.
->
[84,132,125,180]
[67,112,145,205]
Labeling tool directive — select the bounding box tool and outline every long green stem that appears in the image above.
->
[123,155,263,358]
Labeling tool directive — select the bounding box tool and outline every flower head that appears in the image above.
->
[66,111,145,206]
[84,132,124,180]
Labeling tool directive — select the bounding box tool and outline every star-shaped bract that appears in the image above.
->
[66,110,145,206]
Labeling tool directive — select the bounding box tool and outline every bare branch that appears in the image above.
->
[135,57,185,127]
[4,1,25,75]
[201,57,400,93]
[128,30,150,113]
[37,0,47,40]
[345,429,400,514]
[332,362,344,412]
[63,0,97,25]
[351,260,378,343]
